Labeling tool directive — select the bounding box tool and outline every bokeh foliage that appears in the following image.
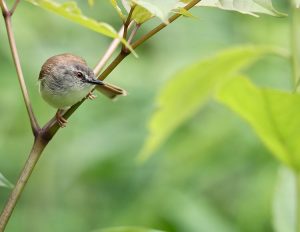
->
[0,0,293,232]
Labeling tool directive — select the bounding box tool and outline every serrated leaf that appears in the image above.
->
[26,0,135,54]
[197,0,285,17]
[217,77,300,169]
[110,0,126,21]
[0,172,13,188]
[181,0,285,17]
[132,0,180,23]
[273,166,296,232]
[139,46,274,161]
[94,226,165,232]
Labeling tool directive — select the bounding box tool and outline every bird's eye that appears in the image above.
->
[76,72,84,78]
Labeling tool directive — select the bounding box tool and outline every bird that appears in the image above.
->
[39,53,126,127]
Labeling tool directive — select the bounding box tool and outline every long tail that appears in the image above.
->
[95,82,127,99]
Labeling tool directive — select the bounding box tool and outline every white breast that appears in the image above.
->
[39,80,93,109]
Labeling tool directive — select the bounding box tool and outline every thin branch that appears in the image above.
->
[0,0,9,15]
[127,23,140,45]
[122,6,135,51]
[94,26,124,75]
[98,51,128,80]
[1,8,40,135]
[10,0,20,15]
[0,136,48,232]
[132,0,200,49]
[94,20,136,76]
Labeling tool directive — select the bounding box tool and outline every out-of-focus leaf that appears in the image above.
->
[110,0,127,21]
[0,172,13,188]
[26,0,135,54]
[94,227,165,232]
[124,0,190,23]
[88,0,94,6]
[198,0,285,17]
[294,0,300,8]
[273,166,296,232]
[27,0,117,38]
[173,7,197,18]
[139,46,274,161]
[132,0,180,23]
[217,77,300,169]
[121,0,131,12]
[131,5,154,24]
[181,0,285,17]
[164,193,237,232]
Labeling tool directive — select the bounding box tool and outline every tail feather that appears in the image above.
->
[95,82,127,99]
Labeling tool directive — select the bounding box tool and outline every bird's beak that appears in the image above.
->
[86,78,104,85]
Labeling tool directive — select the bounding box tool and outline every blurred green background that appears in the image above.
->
[0,1,292,231]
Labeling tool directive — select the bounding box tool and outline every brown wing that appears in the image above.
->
[38,53,87,80]
[95,82,127,99]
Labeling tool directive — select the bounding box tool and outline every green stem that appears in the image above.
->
[0,1,40,135]
[0,136,48,232]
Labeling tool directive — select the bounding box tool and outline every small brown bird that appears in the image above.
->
[39,53,126,127]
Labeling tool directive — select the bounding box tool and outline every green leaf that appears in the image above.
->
[139,46,274,161]
[27,0,117,38]
[0,172,13,188]
[26,0,135,54]
[94,226,165,232]
[217,77,300,169]
[125,0,192,23]
[173,7,197,18]
[132,0,180,23]
[110,0,127,21]
[131,5,154,24]
[273,166,296,232]
[182,0,285,17]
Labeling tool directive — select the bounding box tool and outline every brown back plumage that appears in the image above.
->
[39,53,87,80]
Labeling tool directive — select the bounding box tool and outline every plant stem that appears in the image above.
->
[132,0,200,49]
[291,3,300,91]
[1,3,40,135]
[127,23,140,45]
[94,26,124,75]
[10,0,20,15]
[0,0,8,13]
[121,6,135,52]
[93,21,135,76]
[0,136,48,232]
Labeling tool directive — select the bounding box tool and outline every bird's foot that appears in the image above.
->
[56,110,68,128]
[87,92,97,100]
